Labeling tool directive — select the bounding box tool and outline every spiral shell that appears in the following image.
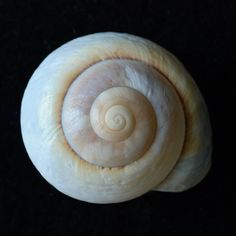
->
[21,32,212,203]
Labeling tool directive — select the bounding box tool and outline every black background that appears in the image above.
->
[0,0,235,235]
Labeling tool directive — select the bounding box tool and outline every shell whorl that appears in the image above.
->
[61,59,184,168]
[21,32,212,203]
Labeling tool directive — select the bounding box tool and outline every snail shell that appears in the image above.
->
[21,32,212,203]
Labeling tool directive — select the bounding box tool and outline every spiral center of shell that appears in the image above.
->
[109,112,125,129]
[90,88,136,142]
[105,105,128,131]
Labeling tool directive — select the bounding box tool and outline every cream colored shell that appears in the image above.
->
[21,32,212,203]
